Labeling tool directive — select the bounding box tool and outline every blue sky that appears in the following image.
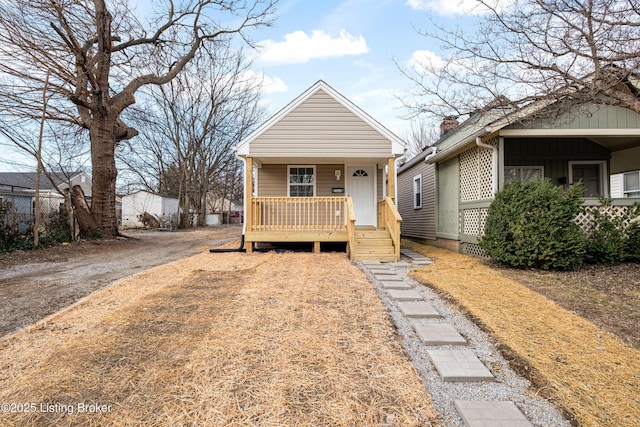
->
[250,0,485,139]
[1,0,488,171]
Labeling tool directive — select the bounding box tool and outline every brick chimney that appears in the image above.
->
[440,116,459,138]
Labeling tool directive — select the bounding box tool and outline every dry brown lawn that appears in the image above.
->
[0,250,439,426]
[403,240,640,427]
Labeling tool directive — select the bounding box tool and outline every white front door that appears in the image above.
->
[347,166,376,226]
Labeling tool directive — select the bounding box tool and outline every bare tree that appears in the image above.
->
[119,43,265,228]
[402,118,440,160]
[402,0,640,120]
[0,0,276,237]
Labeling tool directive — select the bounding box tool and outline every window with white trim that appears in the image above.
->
[288,166,315,197]
[504,166,544,184]
[413,174,422,208]
[624,170,640,198]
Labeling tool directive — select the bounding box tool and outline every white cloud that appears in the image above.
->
[239,70,289,94]
[260,75,288,94]
[256,29,368,65]
[406,0,513,16]
[407,49,447,74]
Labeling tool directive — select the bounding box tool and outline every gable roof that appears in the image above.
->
[0,171,86,191]
[426,69,640,164]
[236,80,405,157]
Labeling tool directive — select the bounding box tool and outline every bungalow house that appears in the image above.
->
[398,85,640,256]
[234,80,405,261]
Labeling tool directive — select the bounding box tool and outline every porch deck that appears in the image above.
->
[244,196,402,261]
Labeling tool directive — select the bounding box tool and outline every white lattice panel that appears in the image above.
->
[462,209,479,235]
[478,208,489,237]
[459,147,479,203]
[479,137,497,199]
[575,205,634,232]
[459,138,497,203]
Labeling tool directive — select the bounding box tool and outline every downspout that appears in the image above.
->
[424,146,438,162]
[476,137,498,195]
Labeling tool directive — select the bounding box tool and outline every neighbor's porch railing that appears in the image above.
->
[249,197,350,231]
[378,196,402,261]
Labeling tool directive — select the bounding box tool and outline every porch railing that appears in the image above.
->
[378,196,402,261]
[249,197,349,231]
[347,197,356,258]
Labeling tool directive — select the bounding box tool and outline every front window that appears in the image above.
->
[504,166,544,184]
[288,166,315,197]
[413,174,422,208]
[624,170,640,198]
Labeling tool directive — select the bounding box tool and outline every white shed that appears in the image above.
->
[121,190,179,229]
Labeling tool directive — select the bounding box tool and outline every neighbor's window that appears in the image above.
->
[624,170,640,198]
[413,174,422,208]
[288,166,315,197]
[504,166,544,184]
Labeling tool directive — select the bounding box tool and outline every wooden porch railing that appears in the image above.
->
[346,197,356,259]
[249,197,350,231]
[378,196,402,261]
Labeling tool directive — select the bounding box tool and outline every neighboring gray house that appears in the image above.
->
[0,171,92,232]
[234,80,406,261]
[398,83,640,255]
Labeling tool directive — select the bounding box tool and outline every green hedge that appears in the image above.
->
[479,180,586,270]
[481,180,640,269]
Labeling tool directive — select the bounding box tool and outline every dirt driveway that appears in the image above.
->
[0,225,242,337]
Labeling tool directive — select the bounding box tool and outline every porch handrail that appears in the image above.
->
[346,197,356,259]
[249,197,348,231]
[378,196,402,261]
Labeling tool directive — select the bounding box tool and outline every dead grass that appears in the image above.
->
[403,239,640,427]
[0,250,439,426]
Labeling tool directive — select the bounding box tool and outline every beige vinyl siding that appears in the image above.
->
[316,164,346,196]
[257,164,287,197]
[398,162,436,240]
[257,164,346,197]
[250,90,392,157]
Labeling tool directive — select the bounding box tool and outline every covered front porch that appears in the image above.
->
[242,157,402,262]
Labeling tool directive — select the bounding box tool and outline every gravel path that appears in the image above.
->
[358,259,571,427]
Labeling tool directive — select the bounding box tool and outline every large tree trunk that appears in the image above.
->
[89,118,120,237]
[69,185,100,237]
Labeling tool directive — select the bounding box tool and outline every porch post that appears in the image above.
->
[245,156,253,253]
[387,157,395,201]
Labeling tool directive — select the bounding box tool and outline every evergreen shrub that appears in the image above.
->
[479,179,586,270]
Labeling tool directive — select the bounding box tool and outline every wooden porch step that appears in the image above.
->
[352,253,398,262]
[351,228,398,262]
[355,246,395,255]
[355,237,393,246]
[354,230,390,239]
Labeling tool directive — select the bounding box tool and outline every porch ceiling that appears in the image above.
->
[589,136,640,152]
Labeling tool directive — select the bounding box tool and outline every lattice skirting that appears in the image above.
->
[460,242,486,257]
